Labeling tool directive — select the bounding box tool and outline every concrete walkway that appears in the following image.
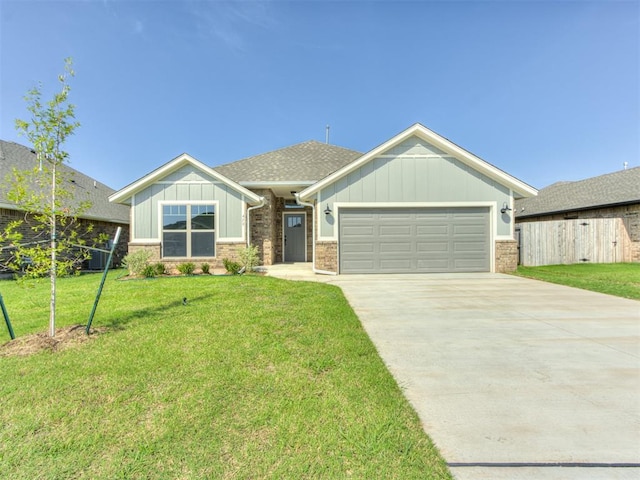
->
[266,264,640,480]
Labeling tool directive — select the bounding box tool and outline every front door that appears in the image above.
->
[284,213,306,262]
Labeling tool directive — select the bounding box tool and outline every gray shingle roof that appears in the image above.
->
[0,140,129,224]
[214,140,362,183]
[515,167,640,218]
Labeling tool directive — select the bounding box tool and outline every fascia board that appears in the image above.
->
[109,154,262,205]
[240,181,316,187]
[299,123,538,200]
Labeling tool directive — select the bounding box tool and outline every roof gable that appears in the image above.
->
[214,140,362,184]
[299,123,537,200]
[109,153,262,205]
[515,167,640,218]
[0,140,129,224]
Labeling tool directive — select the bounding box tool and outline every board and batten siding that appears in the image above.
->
[132,165,246,241]
[318,136,512,238]
[517,217,632,266]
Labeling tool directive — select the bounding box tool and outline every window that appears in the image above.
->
[162,204,215,258]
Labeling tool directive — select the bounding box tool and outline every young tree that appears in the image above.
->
[1,58,102,337]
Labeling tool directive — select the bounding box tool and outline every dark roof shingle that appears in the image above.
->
[0,140,129,224]
[515,167,640,218]
[214,140,362,183]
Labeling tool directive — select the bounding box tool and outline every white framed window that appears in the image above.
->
[162,204,215,258]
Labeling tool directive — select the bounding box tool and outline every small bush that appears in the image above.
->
[223,258,241,275]
[122,250,152,277]
[142,265,157,278]
[177,262,195,275]
[239,245,260,272]
[200,263,210,275]
[154,262,167,275]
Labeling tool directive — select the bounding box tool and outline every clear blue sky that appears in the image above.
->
[1,0,638,191]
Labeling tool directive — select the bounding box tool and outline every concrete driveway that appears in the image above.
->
[323,273,640,480]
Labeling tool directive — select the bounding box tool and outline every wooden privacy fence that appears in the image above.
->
[516,218,632,266]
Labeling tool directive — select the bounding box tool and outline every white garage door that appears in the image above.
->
[339,207,490,274]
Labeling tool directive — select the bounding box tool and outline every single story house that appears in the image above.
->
[515,166,640,264]
[0,140,130,270]
[110,123,537,274]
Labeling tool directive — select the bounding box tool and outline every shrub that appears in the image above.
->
[223,258,241,275]
[154,262,167,275]
[177,262,195,275]
[200,263,210,275]
[239,245,260,272]
[142,264,157,278]
[122,250,152,277]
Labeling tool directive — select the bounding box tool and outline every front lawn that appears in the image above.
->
[515,263,640,300]
[0,272,451,479]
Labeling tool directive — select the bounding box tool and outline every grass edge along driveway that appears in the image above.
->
[514,263,640,300]
[0,272,452,479]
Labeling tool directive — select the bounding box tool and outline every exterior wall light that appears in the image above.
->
[324,204,332,215]
[500,202,512,214]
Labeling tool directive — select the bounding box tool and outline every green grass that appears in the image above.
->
[0,272,451,479]
[514,263,640,300]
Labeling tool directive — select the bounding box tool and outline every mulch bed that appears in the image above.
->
[0,324,106,357]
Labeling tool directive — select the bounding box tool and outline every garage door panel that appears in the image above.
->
[454,224,485,235]
[342,225,375,236]
[340,207,489,274]
[416,258,450,270]
[378,212,412,220]
[417,225,449,235]
[417,241,449,252]
[380,242,412,253]
[342,243,375,254]
[380,259,413,270]
[342,263,375,273]
[379,225,412,236]
[454,258,487,270]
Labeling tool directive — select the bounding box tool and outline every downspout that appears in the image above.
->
[246,196,266,247]
[294,193,336,276]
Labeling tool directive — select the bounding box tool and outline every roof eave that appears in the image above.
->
[516,199,640,219]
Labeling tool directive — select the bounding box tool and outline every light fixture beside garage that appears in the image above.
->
[324,204,332,215]
[500,202,512,214]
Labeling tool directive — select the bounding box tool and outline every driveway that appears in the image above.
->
[325,273,640,480]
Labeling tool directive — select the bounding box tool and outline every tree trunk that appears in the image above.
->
[49,163,57,338]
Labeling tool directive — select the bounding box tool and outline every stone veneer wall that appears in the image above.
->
[315,241,337,272]
[495,240,518,273]
[274,197,284,263]
[248,190,314,265]
[248,189,276,266]
[516,203,640,263]
[127,241,245,272]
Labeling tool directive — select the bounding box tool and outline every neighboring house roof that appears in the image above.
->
[515,167,640,219]
[299,123,538,201]
[109,153,263,205]
[214,140,362,184]
[0,140,129,224]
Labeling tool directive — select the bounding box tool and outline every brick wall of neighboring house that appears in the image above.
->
[0,207,128,271]
[516,203,640,263]
[495,240,518,273]
[315,241,337,272]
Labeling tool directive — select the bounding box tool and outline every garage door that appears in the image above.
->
[339,207,490,274]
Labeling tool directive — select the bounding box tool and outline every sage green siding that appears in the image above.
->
[132,165,245,240]
[319,136,511,237]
